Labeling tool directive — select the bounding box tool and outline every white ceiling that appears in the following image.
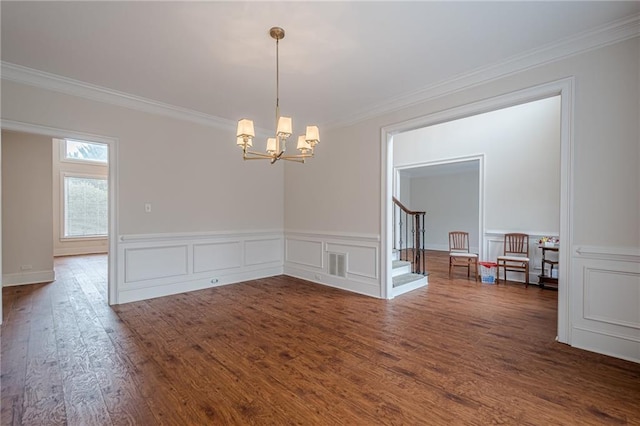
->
[2,1,639,133]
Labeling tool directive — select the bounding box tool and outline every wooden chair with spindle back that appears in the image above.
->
[448,231,478,281]
[496,233,530,287]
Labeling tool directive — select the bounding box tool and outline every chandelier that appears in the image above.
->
[236,27,320,164]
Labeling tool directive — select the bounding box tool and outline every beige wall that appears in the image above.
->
[1,130,54,283]
[285,37,639,249]
[0,83,284,236]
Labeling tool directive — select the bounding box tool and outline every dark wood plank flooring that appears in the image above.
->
[2,251,640,425]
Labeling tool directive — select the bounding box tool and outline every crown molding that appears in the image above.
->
[328,13,640,129]
[1,61,237,131]
[2,14,638,131]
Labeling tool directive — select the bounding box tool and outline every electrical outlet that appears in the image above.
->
[144,203,152,213]
[20,264,33,271]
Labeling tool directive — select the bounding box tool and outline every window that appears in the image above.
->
[64,139,108,164]
[63,176,108,238]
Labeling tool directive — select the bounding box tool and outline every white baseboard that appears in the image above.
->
[54,246,108,257]
[3,269,55,286]
[285,265,380,298]
[118,265,283,304]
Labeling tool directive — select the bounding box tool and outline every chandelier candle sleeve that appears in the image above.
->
[235,26,320,164]
[266,138,277,154]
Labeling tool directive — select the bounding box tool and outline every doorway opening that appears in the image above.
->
[381,78,574,344]
[1,121,118,310]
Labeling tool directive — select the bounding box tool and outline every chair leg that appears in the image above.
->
[525,263,529,288]
[474,259,478,282]
[449,259,452,279]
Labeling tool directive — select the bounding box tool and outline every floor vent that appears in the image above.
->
[328,252,347,277]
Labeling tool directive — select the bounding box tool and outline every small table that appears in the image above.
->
[538,244,558,289]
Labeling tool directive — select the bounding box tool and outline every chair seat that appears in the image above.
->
[450,252,478,258]
[497,255,530,262]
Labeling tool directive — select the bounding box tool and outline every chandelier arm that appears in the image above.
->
[281,157,305,163]
[243,150,277,160]
[279,153,314,159]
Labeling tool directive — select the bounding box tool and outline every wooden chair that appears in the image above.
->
[449,231,478,281]
[496,233,530,287]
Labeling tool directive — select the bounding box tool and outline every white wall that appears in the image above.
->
[395,96,561,235]
[410,170,480,252]
[1,130,55,286]
[52,138,109,256]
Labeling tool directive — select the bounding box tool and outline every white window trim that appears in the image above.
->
[60,171,109,241]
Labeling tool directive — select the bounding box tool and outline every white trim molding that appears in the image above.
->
[284,231,381,298]
[1,62,237,131]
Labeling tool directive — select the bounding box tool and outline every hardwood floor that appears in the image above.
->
[2,252,639,425]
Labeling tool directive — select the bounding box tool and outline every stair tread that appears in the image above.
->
[393,272,428,287]
[392,260,411,269]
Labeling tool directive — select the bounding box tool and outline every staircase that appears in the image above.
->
[391,197,429,297]
[392,250,428,297]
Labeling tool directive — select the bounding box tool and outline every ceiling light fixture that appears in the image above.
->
[236,27,319,164]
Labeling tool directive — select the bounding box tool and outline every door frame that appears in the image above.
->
[380,77,574,344]
[1,119,119,306]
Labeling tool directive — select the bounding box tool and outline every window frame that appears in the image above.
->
[60,172,109,241]
[60,139,109,166]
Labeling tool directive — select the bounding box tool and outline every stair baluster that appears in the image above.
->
[392,197,426,276]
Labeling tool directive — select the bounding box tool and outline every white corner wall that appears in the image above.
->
[1,130,55,286]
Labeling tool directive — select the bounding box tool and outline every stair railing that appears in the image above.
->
[392,197,426,275]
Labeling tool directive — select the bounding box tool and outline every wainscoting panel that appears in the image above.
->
[284,232,381,298]
[285,238,323,269]
[124,245,188,283]
[325,243,377,280]
[117,231,284,304]
[571,246,640,363]
[246,238,282,266]
[193,241,242,273]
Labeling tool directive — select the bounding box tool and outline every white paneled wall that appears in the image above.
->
[117,231,283,303]
[284,232,380,298]
[571,247,640,363]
